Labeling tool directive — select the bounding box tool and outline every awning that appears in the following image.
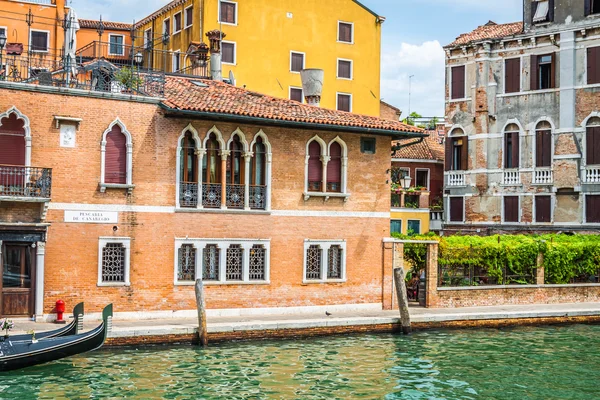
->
[533,0,549,23]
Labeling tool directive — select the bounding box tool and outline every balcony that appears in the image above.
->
[533,168,553,185]
[502,170,521,185]
[391,187,430,209]
[430,210,444,231]
[0,165,52,201]
[446,172,466,187]
[584,166,600,184]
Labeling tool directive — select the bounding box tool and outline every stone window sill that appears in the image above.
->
[100,183,135,193]
[97,282,130,287]
[302,279,347,284]
[175,207,270,215]
[303,192,350,202]
[174,281,270,286]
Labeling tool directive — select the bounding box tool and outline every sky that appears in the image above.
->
[71,0,523,117]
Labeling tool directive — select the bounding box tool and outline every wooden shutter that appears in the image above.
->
[339,23,352,42]
[338,60,351,79]
[588,47,600,85]
[587,195,600,223]
[0,115,26,166]
[460,137,468,171]
[308,141,322,191]
[186,7,193,27]
[291,53,304,72]
[290,88,303,102]
[548,0,555,22]
[450,197,464,222]
[550,53,556,89]
[444,138,452,171]
[531,0,538,23]
[536,129,551,167]
[451,66,465,99]
[585,0,592,16]
[105,127,127,184]
[221,2,235,24]
[337,94,350,112]
[535,196,551,223]
[327,143,342,192]
[504,196,519,222]
[222,43,234,64]
[512,132,520,168]
[505,58,520,93]
[530,55,539,91]
[587,126,600,165]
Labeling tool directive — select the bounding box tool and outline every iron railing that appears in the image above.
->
[202,183,222,208]
[249,185,266,210]
[180,182,199,207]
[226,184,245,209]
[0,165,52,199]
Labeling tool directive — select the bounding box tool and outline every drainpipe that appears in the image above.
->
[206,29,224,81]
[300,68,324,107]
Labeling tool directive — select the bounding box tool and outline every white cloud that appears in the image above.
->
[72,0,167,21]
[380,40,445,118]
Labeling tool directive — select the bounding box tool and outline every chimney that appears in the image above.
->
[206,30,225,81]
[300,69,324,107]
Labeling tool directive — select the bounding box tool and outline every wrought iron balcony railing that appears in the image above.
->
[179,182,199,207]
[202,183,222,208]
[249,185,266,210]
[0,165,52,199]
[226,184,245,209]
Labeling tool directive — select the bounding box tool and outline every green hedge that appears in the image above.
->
[391,233,600,284]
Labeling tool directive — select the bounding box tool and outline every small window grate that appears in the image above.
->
[226,244,243,281]
[249,244,266,280]
[306,245,322,280]
[178,244,196,282]
[102,243,126,283]
[361,137,376,154]
[327,245,343,279]
[203,244,220,281]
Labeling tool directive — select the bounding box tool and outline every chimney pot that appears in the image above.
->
[300,69,324,107]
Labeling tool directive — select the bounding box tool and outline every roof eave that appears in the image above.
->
[159,104,426,139]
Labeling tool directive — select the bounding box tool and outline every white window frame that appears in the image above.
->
[0,27,6,77]
[337,20,354,44]
[584,194,600,224]
[407,219,421,234]
[221,41,236,65]
[100,117,134,192]
[336,58,353,80]
[163,18,171,36]
[184,5,194,28]
[501,195,521,224]
[415,168,430,190]
[533,194,554,224]
[173,11,183,34]
[108,34,125,56]
[290,51,305,74]
[336,92,353,112]
[391,219,403,235]
[98,237,131,287]
[303,240,347,284]
[447,195,466,224]
[174,238,271,285]
[531,118,555,178]
[218,0,238,26]
[289,86,304,102]
[172,50,181,72]
[29,29,50,53]
[304,135,349,198]
[144,28,153,49]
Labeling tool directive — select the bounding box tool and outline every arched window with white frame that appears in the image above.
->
[307,140,324,192]
[584,117,600,184]
[250,135,267,210]
[445,127,467,171]
[226,133,245,209]
[504,123,520,169]
[533,120,553,185]
[179,130,199,207]
[202,132,222,208]
[100,118,133,192]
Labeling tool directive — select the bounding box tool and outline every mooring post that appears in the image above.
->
[195,279,208,347]
[393,267,412,335]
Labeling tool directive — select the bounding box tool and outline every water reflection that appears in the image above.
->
[2,325,600,399]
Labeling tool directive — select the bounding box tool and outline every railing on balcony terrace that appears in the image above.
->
[533,168,553,185]
[249,185,266,210]
[430,210,444,231]
[226,184,245,209]
[180,182,199,208]
[0,165,52,199]
[447,172,466,187]
[502,170,520,185]
[202,184,222,208]
[584,166,600,184]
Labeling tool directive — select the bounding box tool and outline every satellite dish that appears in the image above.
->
[229,70,236,87]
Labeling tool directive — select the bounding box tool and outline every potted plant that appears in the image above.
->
[1,318,14,341]
[114,67,143,94]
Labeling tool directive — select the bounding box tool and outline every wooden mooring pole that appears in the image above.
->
[393,267,412,335]
[195,279,208,346]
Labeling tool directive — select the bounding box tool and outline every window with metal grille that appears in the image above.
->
[290,52,304,73]
[178,244,196,282]
[202,244,220,281]
[338,59,352,79]
[307,141,323,192]
[327,245,343,279]
[222,42,235,64]
[101,243,126,283]
[226,244,243,281]
[305,245,322,280]
[220,1,237,24]
[173,12,182,33]
[249,244,266,280]
[338,22,353,43]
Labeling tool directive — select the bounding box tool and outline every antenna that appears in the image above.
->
[229,70,236,87]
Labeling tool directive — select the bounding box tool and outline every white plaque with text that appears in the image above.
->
[60,124,76,148]
[64,210,118,224]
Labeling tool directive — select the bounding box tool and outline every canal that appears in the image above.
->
[2,324,600,399]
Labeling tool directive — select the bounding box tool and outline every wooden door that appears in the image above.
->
[1,244,35,317]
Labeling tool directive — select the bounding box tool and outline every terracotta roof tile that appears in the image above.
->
[392,130,445,161]
[135,0,186,27]
[79,19,133,31]
[162,76,424,134]
[447,21,523,47]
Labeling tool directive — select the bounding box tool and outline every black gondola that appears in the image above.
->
[0,304,112,372]
[7,302,84,342]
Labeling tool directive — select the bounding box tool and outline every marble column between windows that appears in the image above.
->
[220,151,230,209]
[243,152,252,210]
[320,155,330,193]
[196,149,206,209]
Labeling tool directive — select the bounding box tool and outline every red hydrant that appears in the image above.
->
[55,300,66,324]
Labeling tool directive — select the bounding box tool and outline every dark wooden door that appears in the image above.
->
[1,244,35,317]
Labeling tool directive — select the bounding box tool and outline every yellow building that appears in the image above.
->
[134,0,383,116]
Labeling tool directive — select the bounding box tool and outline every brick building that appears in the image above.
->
[0,73,421,319]
[443,0,600,233]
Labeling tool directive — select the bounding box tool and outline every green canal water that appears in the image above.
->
[2,325,600,399]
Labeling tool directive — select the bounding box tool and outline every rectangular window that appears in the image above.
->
[177,244,196,282]
[173,12,182,33]
[449,197,464,222]
[202,244,220,281]
[587,47,600,85]
[531,54,555,90]
[290,52,304,73]
[220,1,237,24]
[536,128,552,167]
[30,31,49,52]
[338,22,353,43]
[587,126,600,165]
[172,51,181,72]
[163,18,170,36]
[98,238,131,286]
[505,132,520,168]
[415,169,429,189]
[391,220,402,234]
[144,29,153,49]
[225,244,243,281]
[290,87,303,102]
[337,59,352,79]
[535,195,552,223]
[108,34,124,56]
[337,93,352,112]
[585,0,600,15]
[505,58,521,93]
[222,42,235,64]
[451,65,465,99]
[407,220,421,234]
[586,195,600,223]
[185,6,193,28]
[361,137,376,154]
[532,0,551,23]
[304,240,346,283]
[450,137,468,170]
[504,196,519,223]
